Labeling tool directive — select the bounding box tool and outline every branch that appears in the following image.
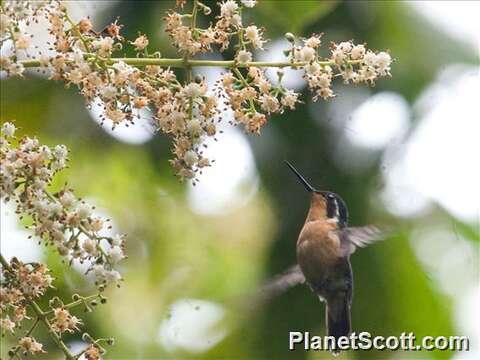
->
[19,57,360,69]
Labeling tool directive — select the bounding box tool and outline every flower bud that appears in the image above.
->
[284,32,295,43]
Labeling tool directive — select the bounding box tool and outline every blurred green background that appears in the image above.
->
[1,1,479,359]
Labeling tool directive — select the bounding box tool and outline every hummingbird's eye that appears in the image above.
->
[328,193,335,199]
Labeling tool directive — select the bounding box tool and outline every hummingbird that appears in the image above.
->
[263,161,386,350]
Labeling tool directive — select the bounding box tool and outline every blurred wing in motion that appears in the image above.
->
[258,264,306,301]
[336,225,388,254]
[225,265,305,319]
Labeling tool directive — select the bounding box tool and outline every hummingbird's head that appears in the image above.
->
[284,160,349,227]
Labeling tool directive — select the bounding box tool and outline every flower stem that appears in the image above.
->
[19,57,360,69]
[43,294,102,316]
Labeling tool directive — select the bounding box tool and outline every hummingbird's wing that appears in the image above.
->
[335,225,387,254]
[224,265,305,317]
[259,264,306,300]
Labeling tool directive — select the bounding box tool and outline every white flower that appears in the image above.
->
[22,137,38,151]
[358,65,377,83]
[100,85,117,100]
[104,270,122,284]
[132,35,149,51]
[0,56,12,70]
[281,90,299,110]
[231,14,242,27]
[15,35,31,50]
[47,202,63,216]
[51,159,66,171]
[0,317,15,333]
[78,62,91,76]
[179,168,195,179]
[9,63,24,76]
[111,61,133,74]
[375,51,392,75]
[94,265,122,284]
[260,95,280,113]
[304,62,320,75]
[341,67,358,83]
[33,179,47,191]
[93,264,106,278]
[298,46,316,62]
[183,150,198,167]
[92,37,114,56]
[317,73,331,88]
[39,145,52,159]
[108,246,124,263]
[0,14,11,36]
[171,110,186,130]
[33,199,49,213]
[241,0,256,7]
[363,50,376,67]
[351,44,365,60]
[76,203,91,219]
[236,50,252,64]
[82,238,97,255]
[244,25,264,49]
[38,54,50,67]
[18,337,44,355]
[67,68,84,84]
[53,145,68,161]
[105,107,125,123]
[337,41,352,53]
[1,122,16,137]
[198,158,210,168]
[183,83,202,98]
[6,150,17,162]
[304,36,321,48]
[331,49,346,65]
[315,87,334,100]
[112,61,133,85]
[57,244,69,256]
[89,217,104,232]
[220,0,238,17]
[187,119,203,137]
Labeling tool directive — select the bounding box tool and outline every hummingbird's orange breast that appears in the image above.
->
[296,220,342,289]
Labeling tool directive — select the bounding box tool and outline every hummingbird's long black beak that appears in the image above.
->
[284,160,316,193]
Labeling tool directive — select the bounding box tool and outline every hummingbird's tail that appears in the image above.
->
[326,296,351,352]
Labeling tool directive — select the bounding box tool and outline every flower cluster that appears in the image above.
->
[220,67,299,133]
[0,257,110,358]
[1,0,392,181]
[1,1,223,180]
[293,37,392,100]
[51,307,82,334]
[1,122,125,287]
[0,260,52,333]
[0,260,53,338]
[0,1,53,76]
[0,123,118,358]
[165,0,263,56]
[17,336,46,356]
